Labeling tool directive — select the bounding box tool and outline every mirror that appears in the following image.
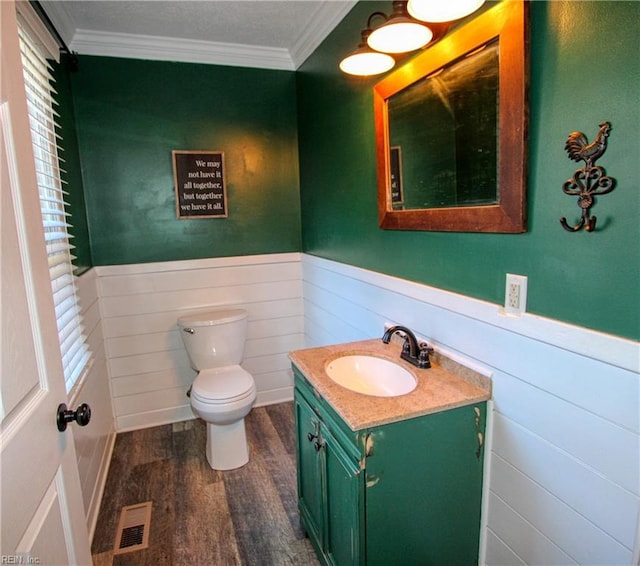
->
[374,0,528,232]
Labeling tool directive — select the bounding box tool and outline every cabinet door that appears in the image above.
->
[295,395,323,546]
[365,404,486,565]
[321,421,362,566]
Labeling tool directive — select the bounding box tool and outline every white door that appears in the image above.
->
[0,1,93,564]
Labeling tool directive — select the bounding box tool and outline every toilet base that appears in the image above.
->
[205,419,250,470]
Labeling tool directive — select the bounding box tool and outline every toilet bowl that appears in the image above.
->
[177,308,256,470]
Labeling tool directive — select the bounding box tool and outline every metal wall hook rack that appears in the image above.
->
[560,121,616,232]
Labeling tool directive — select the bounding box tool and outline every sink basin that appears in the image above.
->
[325,355,417,397]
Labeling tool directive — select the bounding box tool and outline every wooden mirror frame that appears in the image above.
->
[374,0,528,233]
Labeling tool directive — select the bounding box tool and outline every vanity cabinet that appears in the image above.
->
[295,390,363,564]
[293,367,486,565]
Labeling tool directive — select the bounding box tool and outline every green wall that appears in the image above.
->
[54,54,92,273]
[70,56,301,265]
[297,1,640,340]
[62,1,639,340]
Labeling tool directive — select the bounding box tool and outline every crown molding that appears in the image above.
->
[52,1,357,71]
[290,0,357,68]
[70,29,296,70]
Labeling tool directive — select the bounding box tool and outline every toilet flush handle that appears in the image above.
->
[183,327,195,334]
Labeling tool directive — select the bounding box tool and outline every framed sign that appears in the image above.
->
[172,150,227,219]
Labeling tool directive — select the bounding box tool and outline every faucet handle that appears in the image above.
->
[417,342,434,369]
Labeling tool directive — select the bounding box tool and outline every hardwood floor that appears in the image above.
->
[91,403,319,566]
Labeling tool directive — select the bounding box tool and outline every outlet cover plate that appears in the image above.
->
[504,274,527,316]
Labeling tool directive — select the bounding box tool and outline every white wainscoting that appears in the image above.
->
[72,268,115,540]
[95,253,304,431]
[301,254,640,566]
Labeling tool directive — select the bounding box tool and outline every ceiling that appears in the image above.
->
[41,0,357,70]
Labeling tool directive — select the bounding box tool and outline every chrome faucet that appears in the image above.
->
[381,325,434,369]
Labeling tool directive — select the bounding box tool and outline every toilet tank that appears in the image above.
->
[177,308,248,370]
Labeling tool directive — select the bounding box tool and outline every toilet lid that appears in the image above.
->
[191,366,255,403]
[178,308,247,327]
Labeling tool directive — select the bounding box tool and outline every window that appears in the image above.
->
[17,8,91,395]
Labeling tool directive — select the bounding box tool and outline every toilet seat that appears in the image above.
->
[191,366,255,405]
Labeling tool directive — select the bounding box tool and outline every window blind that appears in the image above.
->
[17,16,91,395]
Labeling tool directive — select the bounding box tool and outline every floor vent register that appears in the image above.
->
[113,502,152,555]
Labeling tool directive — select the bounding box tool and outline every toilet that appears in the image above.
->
[177,308,256,470]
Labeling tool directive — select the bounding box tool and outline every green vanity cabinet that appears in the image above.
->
[295,375,365,565]
[293,367,487,565]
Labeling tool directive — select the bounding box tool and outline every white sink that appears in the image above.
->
[325,355,417,397]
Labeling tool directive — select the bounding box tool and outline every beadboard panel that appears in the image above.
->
[302,258,638,372]
[100,280,301,317]
[101,298,301,338]
[302,259,638,434]
[492,367,636,493]
[96,254,304,431]
[106,317,303,360]
[301,254,639,565]
[99,261,302,297]
[492,414,637,550]
[486,493,578,565]
[72,268,116,540]
[117,405,196,432]
[484,530,527,566]
[111,368,189,398]
[491,454,629,565]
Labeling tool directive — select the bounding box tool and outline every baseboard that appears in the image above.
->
[87,428,117,542]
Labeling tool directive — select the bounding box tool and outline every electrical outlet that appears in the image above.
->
[504,274,527,316]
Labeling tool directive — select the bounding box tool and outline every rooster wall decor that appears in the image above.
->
[561,121,616,232]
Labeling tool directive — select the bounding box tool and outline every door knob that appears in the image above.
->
[56,402,91,431]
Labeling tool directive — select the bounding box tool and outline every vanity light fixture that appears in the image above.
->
[407,0,486,23]
[339,13,396,77]
[367,1,433,54]
[340,0,485,77]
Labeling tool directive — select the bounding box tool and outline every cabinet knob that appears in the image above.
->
[314,440,324,452]
[307,432,318,442]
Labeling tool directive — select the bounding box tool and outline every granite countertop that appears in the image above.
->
[289,338,491,431]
